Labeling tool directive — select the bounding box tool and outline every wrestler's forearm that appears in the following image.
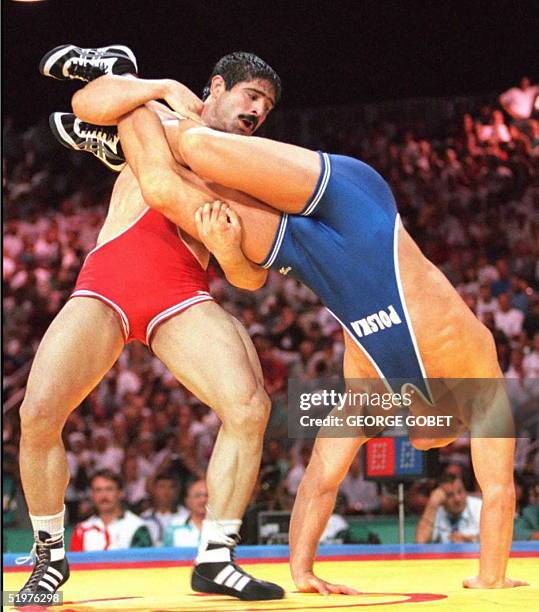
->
[72,75,172,125]
[289,468,337,584]
[118,106,212,238]
[477,488,514,584]
[470,432,515,586]
[214,249,268,291]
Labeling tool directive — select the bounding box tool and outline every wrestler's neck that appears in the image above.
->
[200,100,225,132]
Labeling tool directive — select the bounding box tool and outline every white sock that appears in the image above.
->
[196,518,242,564]
[29,506,66,560]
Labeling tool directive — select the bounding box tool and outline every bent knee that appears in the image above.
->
[20,396,65,438]
[179,128,215,167]
[223,386,270,434]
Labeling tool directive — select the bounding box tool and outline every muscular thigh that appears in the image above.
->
[167,121,321,212]
[151,301,263,412]
[24,298,124,416]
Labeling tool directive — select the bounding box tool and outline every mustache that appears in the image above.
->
[238,114,258,129]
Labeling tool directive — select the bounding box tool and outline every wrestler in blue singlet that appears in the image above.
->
[261,152,433,403]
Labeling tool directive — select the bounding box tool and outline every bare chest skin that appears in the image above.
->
[95,167,210,267]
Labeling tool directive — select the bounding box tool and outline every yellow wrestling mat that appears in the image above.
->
[4,556,538,612]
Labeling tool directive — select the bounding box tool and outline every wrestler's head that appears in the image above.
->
[201,51,281,135]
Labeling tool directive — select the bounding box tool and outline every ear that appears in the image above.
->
[210,75,226,99]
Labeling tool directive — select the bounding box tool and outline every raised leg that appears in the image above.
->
[175,122,321,212]
[118,107,279,263]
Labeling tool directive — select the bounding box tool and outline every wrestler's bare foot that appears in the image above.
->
[463,576,529,589]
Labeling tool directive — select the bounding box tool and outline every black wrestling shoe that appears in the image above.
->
[191,538,284,601]
[16,531,70,607]
[39,44,137,81]
[49,112,126,172]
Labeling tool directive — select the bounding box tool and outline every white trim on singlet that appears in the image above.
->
[392,215,433,404]
[146,292,213,346]
[261,214,288,269]
[85,206,150,260]
[70,289,130,341]
[301,152,331,216]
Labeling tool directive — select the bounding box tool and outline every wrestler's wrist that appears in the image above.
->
[214,246,244,267]
[159,78,180,100]
[290,555,314,580]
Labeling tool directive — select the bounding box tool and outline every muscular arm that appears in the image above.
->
[289,437,362,595]
[215,249,268,291]
[195,202,268,291]
[72,74,203,126]
[118,105,279,263]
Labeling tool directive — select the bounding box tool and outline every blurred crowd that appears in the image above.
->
[3,78,538,546]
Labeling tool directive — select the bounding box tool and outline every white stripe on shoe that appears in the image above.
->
[235,575,251,592]
[38,580,55,592]
[224,571,243,588]
[40,573,59,588]
[214,565,235,585]
[46,566,64,581]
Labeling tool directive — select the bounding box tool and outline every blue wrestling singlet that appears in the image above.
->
[261,152,433,403]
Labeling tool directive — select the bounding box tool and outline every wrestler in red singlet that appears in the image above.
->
[72,206,213,346]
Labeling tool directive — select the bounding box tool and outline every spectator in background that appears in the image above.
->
[90,428,124,474]
[499,77,539,122]
[164,480,208,547]
[523,299,539,340]
[523,332,539,379]
[514,482,539,541]
[320,494,349,544]
[123,455,149,513]
[284,444,312,497]
[510,275,533,314]
[141,473,188,546]
[339,454,380,514]
[491,259,511,297]
[476,110,511,144]
[476,283,499,322]
[70,470,152,551]
[416,474,482,544]
[253,334,288,396]
[65,432,92,524]
[495,293,524,339]
[136,432,160,479]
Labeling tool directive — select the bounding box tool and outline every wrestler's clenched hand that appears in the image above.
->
[195,201,243,258]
